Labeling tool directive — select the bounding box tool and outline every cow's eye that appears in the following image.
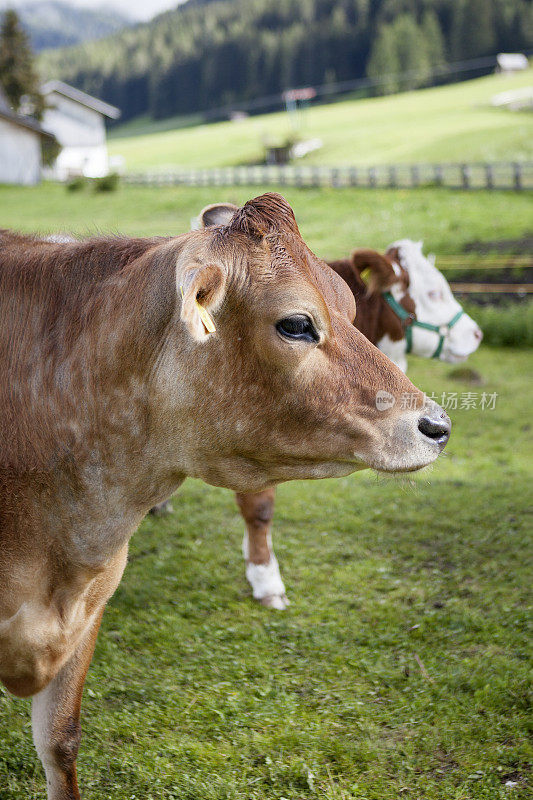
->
[276,315,319,343]
[428,290,442,301]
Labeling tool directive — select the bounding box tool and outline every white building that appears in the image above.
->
[0,88,56,185]
[41,80,120,180]
[496,53,529,74]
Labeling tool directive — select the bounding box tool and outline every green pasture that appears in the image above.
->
[0,346,531,799]
[108,70,533,171]
[1,181,531,259]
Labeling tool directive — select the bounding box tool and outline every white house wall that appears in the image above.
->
[48,145,110,180]
[42,92,111,179]
[42,94,106,147]
[0,119,42,185]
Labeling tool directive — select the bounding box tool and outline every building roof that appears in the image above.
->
[0,86,56,140]
[42,80,121,119]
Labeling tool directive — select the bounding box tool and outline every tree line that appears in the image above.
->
[0,9,44,117]
[39,0,533,122]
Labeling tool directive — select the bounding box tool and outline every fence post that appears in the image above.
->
[368,166,377,188]
[433,164,443,186]
[410,164,420,187]
[513,162,522,191]
[331,168,340,188]
[484,163,494,190]
[388,165,397,188]
[461,163,471,190]
[348,166,358,187]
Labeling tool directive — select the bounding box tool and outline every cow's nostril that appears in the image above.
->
[418,412,451,447]
[474,327,483,342]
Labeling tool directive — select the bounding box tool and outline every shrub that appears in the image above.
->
[464,300,533,348]
[93,172,120,192]
[66,176,87,192]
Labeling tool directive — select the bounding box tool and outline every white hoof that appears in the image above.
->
[245,555,287,608]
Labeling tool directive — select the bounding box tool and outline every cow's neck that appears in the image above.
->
[63,250,194,557]
[2,240,194,568]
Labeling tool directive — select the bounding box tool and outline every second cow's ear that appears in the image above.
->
[178,262,226,342]
[351,249,399,295]
[198,202,239,229]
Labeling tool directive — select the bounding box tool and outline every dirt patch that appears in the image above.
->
[446,367,485,386]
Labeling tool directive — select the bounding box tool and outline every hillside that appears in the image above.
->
[2,1,131,52]
[40,0,532,123]
[108,70,533,171]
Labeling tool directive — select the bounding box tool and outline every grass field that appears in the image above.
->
[107,71,533,172]
[1,181,532,259]
[0,346,531,799]
[0,181,532,798]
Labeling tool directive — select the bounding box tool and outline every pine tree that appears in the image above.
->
[451,0,496,60]
[421,10,446,67]
[32,0,529,122]
[392,15,432,91]
[0,9,44,118]
[367,23,400,95]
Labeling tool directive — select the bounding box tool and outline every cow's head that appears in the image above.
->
[158,194,450,493]
[384,240,482,365]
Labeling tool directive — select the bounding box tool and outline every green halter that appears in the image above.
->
[382,291,464,359]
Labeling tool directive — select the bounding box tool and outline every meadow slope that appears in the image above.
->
[108,70,533,172]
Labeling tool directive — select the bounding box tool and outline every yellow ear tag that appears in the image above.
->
[360,267,371,285]
[195,299,216,334]
[180,285,216,334]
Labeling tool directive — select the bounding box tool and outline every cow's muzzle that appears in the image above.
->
[417,407,451,450]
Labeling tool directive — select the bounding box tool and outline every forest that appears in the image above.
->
[40,0,533,122]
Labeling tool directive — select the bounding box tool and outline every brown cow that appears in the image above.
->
[0,194,450,799]
[195,203,479,608]
[236,246,419,606]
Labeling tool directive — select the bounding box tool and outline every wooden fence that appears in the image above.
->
[123,161,533,191]
[449,283,533,294]
[437,256,532,270]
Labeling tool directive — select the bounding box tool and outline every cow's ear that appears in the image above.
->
[198,202,239,229]
[178,263,226,341]
[351,249,399,295]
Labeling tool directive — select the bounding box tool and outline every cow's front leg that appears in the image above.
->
[235,489,289,610]
[31,609,103,800]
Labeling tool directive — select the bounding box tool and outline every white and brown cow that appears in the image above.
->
[376,239,483,371]
[0,194,450,799]
[195,204,481,609]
